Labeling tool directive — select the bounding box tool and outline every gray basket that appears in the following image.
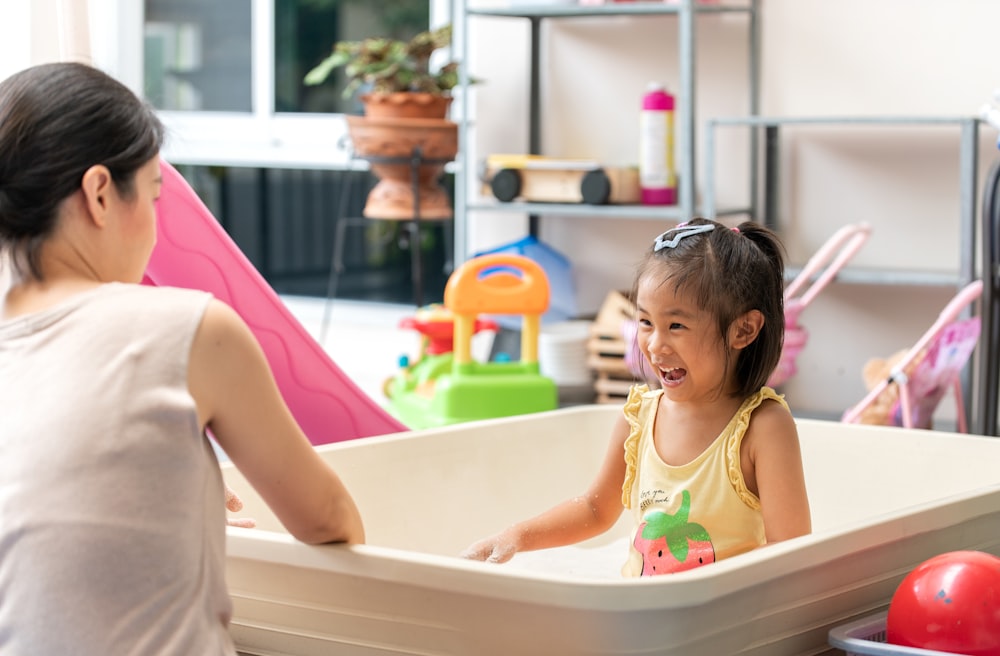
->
[828,612,972,655]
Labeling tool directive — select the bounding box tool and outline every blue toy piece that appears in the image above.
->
[474,235,577,329]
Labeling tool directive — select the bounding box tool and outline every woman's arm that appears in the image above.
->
[743,401,812,543]
[188,300,365,545]
[461,413,631,563]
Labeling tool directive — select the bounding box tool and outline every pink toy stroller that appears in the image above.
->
[842,279,983,432]
[767,223,872,388]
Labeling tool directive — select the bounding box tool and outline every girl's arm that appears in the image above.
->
[461,413,631,563]
[188,300,365,545]
[743,401,812,543]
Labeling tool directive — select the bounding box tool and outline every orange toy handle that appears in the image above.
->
[444,254,551,366]
[444,253,550,316]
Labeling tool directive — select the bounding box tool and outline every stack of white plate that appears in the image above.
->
[539,320,594,387]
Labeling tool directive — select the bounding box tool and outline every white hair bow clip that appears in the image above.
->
[653,223,715,251]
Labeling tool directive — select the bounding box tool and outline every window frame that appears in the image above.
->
[95,0,450,169]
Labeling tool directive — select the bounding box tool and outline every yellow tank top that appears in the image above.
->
[620,385,788,577]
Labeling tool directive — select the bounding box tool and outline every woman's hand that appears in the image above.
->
[224,483,256,529]
[191,300,365,545]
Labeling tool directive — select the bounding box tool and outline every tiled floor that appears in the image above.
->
[280,295,418,404]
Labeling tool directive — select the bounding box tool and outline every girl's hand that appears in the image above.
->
[225,483,257,529]
[461,414,632,564]
[461,530,520,563]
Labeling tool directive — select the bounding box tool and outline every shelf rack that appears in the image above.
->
[455,0,760,263]
[703,114,985,431]
[703,115,981,289]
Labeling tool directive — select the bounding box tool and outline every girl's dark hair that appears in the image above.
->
[0,62,165,279]
[631,218,786,399]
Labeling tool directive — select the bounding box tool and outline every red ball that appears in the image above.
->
[887,551,1000,655]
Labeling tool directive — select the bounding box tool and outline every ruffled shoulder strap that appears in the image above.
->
[725,387,789,509]
[621,384,654,509]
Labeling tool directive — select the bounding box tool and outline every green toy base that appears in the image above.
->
[388,367,559,429]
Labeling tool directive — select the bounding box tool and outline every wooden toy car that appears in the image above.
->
[481,154,641,205]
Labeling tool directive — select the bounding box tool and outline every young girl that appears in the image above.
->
[462,218,811,575]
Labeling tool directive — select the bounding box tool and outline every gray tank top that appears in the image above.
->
[0,283,235,655]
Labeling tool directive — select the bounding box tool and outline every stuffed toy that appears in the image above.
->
[846,283,982,431]
[857,348,933,428]
[857,349,911,427]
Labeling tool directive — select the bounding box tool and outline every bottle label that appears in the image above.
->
[639,109,675,189]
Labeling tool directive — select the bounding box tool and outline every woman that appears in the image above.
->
[0,62,364,655]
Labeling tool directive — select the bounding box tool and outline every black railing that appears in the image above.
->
[173,165,452,304]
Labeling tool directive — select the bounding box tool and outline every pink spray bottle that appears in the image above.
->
[639,82,677,205]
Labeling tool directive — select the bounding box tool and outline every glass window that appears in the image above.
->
[144,0,253,112]
[144,0,431,115]
[134,1,451,304]
[275,0,431,115]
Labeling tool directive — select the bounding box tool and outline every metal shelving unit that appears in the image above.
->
[703,114,985,431]
[703,115,981,289]
[454,0,760,263]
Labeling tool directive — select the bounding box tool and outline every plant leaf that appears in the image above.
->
[304,51,348,86]
[303,23,479,95]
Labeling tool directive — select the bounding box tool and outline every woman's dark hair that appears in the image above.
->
[0,62,165,279]
[631,218,786,399]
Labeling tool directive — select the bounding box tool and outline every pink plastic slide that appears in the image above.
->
[143,159,407,444]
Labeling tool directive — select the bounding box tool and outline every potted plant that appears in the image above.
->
[304,24,459,120]
[304,24,463,220]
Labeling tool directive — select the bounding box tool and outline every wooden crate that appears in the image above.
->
[588,291,640,404]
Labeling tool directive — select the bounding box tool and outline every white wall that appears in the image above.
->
[0,0,102,76]
[0,2,37,82]
[753,0,998,421]
[464,0,1000,421]
[0,0,144,93]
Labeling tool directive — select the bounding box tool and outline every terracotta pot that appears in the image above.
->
[346,115,458,220]
[361,92,453,120]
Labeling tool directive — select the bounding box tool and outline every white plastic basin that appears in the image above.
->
[223,406,1000,655]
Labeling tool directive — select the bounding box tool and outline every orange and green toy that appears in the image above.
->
[385,304,498,402]
[385,253,559,428]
